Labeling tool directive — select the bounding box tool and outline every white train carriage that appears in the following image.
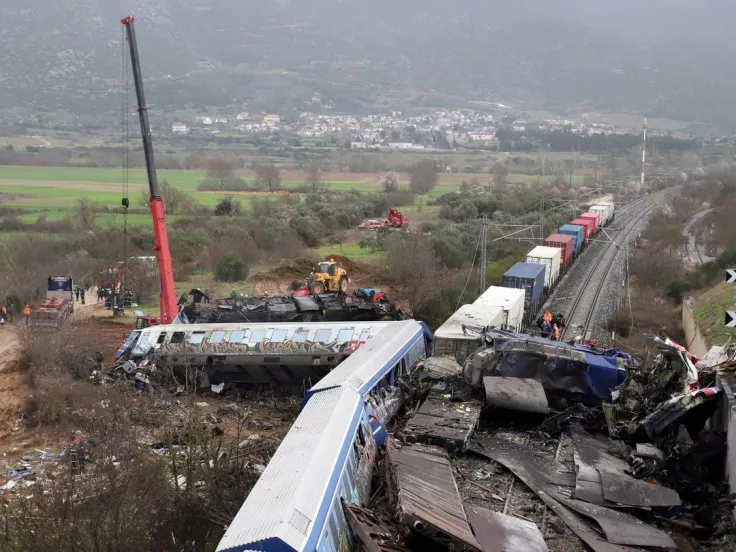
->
[305,320,432,443]
[217,387,377,552]
[217,320,434,552]
[114,321,392,384]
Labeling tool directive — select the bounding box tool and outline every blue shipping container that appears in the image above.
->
[502,262,546,312]
[559,224,585,255]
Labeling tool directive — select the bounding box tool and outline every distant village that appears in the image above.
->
[167,100,639,151]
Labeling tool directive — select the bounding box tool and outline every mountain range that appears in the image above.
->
[1,0,735,129]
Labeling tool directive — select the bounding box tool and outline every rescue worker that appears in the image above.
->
[542,311,553,325]
[541,320,552,339]
[75,287,80,301]
[80,288,85,305]
[23,304,31,324]
[551,323,560,341]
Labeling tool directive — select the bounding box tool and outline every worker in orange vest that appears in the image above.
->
[23,304,31,324]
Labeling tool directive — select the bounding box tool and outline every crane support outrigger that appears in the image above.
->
[121,16,178,324]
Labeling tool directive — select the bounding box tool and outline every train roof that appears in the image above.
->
[130,321,392,357]
[305,320,431,398]
[216,386,362,552]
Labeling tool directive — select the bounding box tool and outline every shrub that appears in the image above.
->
[214,252,249,282]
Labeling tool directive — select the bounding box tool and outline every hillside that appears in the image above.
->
[2,1,736,127]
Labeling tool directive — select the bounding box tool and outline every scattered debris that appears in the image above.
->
[403,390,482,453]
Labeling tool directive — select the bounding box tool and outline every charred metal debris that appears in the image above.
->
[181,289,406,324]
[346,329,736,551]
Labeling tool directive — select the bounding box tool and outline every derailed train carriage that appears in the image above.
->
[216,320,433,552]
[114,320,398,385]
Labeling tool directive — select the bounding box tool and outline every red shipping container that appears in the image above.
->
[580,212,600,234]
[544,233,574,267]
[571,218,594,241]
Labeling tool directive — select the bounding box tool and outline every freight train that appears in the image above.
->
[432,200,616,358]
[500,200,615,321]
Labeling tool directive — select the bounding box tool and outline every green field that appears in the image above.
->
[0,164,588,228]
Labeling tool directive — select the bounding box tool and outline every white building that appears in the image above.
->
[172,122,188,134]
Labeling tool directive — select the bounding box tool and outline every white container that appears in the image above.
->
[473,286,525,332]
[433,303,506,363]
[525,245,561,288]
[591,203,614,226]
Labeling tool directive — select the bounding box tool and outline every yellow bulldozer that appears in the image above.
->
[307,259,350,295]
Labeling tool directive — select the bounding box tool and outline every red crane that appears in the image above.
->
[121,16,178,324]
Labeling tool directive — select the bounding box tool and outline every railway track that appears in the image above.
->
[561,195,659,341]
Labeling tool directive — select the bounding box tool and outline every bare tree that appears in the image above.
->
[254,163,282,192]
[74,199,99,232]
[380,171,399,192]
[386,233,444,315]
[306,163,323,193]
[207,158,236,190]
[409,160,438,194]
[128,260,159,304]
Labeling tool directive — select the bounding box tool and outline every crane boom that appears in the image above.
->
[121,15,178,324]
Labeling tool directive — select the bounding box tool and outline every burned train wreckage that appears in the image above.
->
[180,288,405,324]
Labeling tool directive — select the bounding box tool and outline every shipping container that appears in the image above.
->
[544,233,574,267]
[433,303,506,363]
[473,286,525,332]
[589,204,613,227]
[558,224,585,254]
[580,212,600,235]
[502,262,546,314]
[571,218,594,241]
[525,245,562,288]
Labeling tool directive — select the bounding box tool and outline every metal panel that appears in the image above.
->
[483,376,549,414]
[464,504,548,552]
[387,442,481,551]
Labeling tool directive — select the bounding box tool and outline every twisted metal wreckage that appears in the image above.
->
[319,328,736,552]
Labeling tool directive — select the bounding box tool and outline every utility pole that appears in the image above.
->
[539,186,545,239]
[479,214,488,295]
[640,117,647,187]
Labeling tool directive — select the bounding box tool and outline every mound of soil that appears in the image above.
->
[320,255,360,272]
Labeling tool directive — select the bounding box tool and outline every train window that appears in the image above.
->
[328,506,340,545]
[156,333,167,344]
[170,332,185,344]
[229,330,246,343]
[336,328,354,343]
[271,329,288,343]
[210,331,226,344]
[314,329,332,343]
[292,330,308,343]
[400,358,407,374]
[188,332,206,345]
[357,424,366,447]
[249,330,267,344]
[359,329,371,341]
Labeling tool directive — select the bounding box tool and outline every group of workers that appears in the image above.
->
[540,310,561,341]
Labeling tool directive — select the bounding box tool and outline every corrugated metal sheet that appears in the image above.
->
[387,442,481,551]
[217,387,361,552]
[307,320,427,396]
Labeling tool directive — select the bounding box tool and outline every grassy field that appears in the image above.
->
[0,164,589,227]
[694,282,736,347]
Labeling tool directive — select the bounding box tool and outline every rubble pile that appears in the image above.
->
[348,331,736,551]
